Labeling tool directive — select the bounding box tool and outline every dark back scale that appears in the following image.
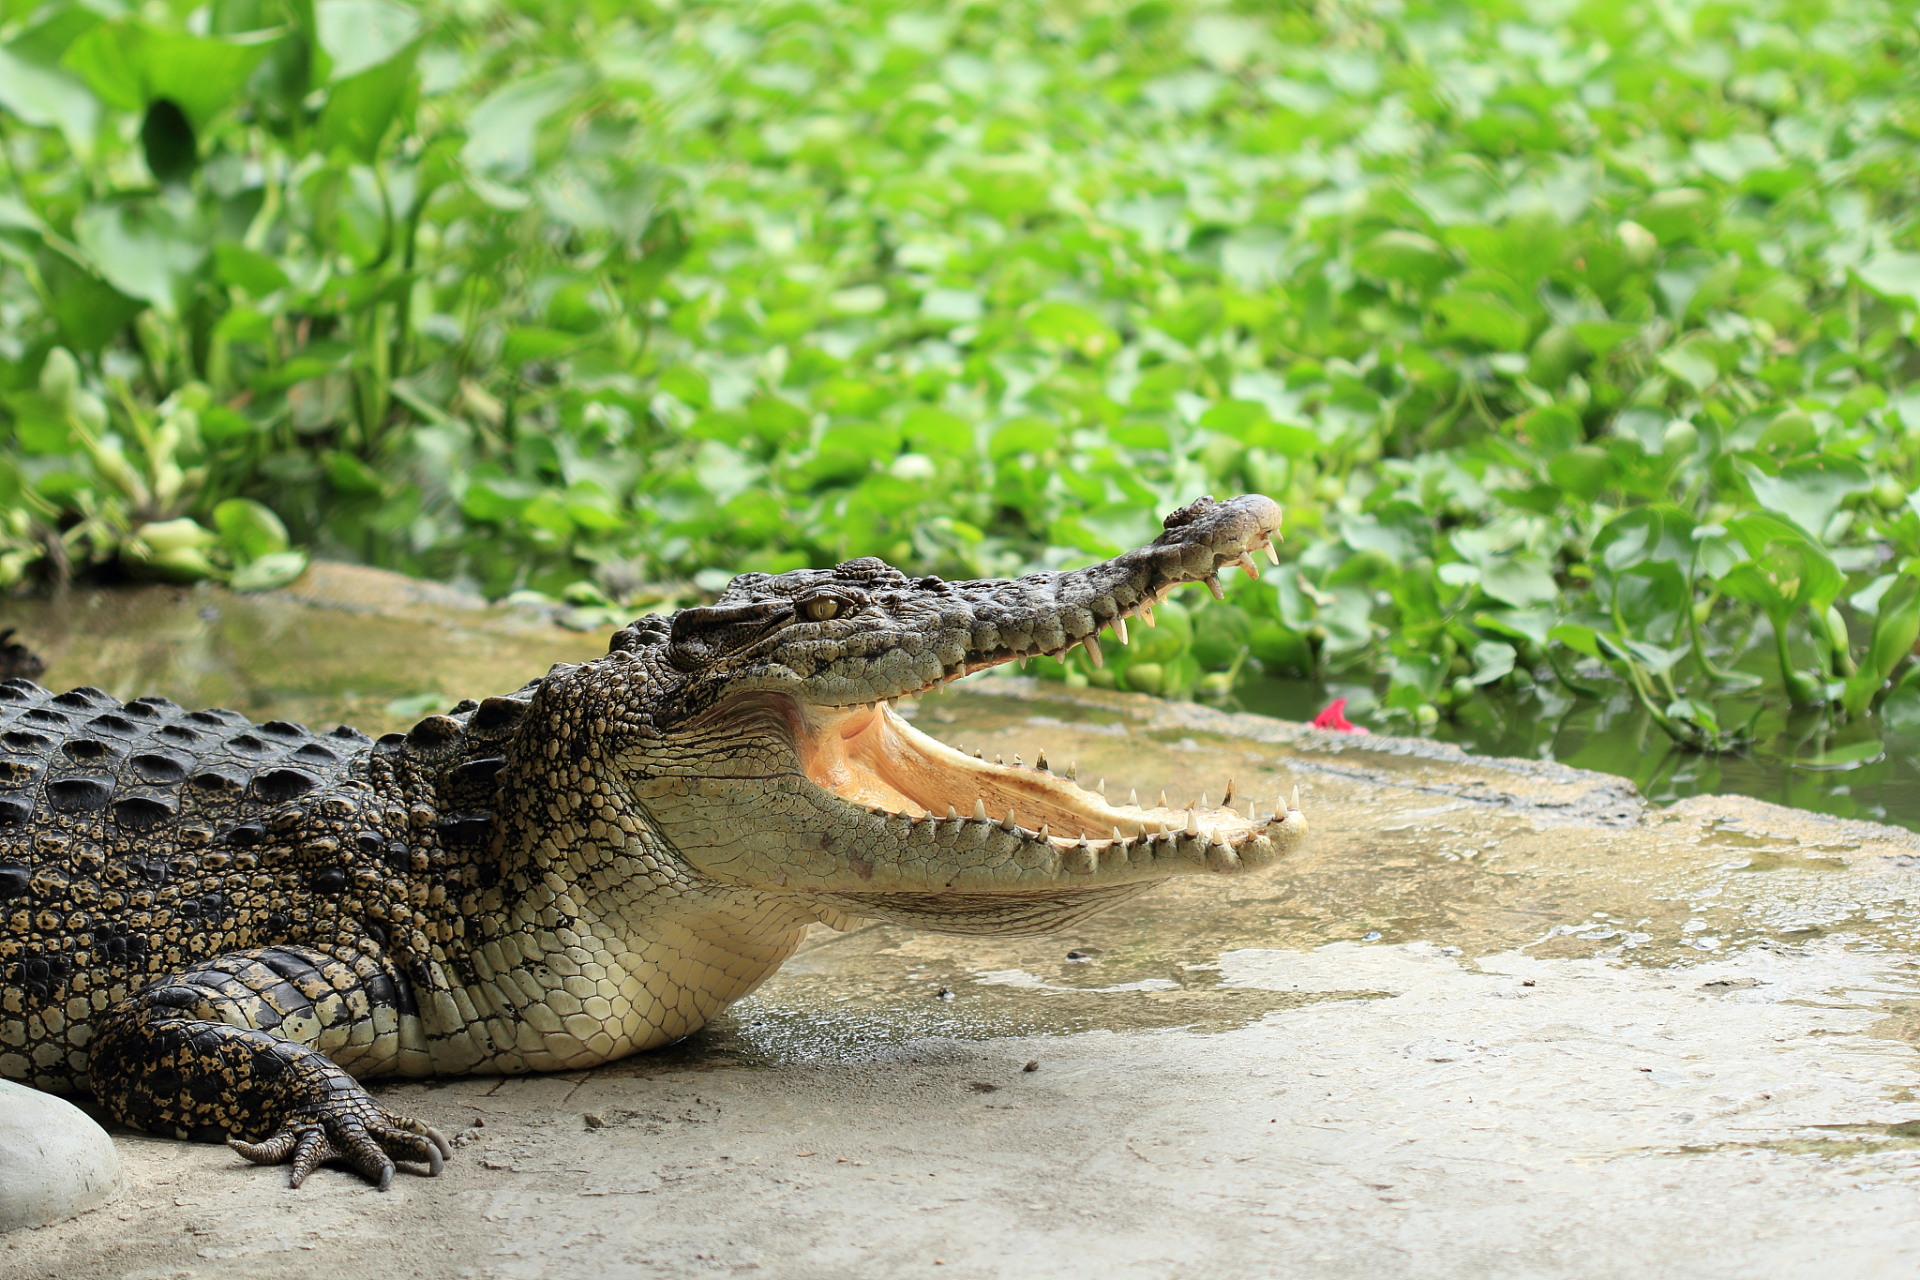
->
[0,675,542,1095]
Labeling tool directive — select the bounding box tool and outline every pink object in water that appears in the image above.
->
[1312,698,1366,733]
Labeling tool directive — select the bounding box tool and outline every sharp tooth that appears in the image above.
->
[1056,649,1070,665]
[1067,761,1078,780]
[1112,616,1128,645]
[1200,792,1209,809]
[947,805,959,820]
[1248,799,1257,821]
[1235,552,1259,579]
[1141,605,1156,628]
[888,696,899,708]
[996,754,1004,765]
[1111,826,1123,842]
[974,750,983,759]
[1204,574,1225,602]
[974,799,989,822]
[1098,778,1107,798]
[1158,790,1168,810]
[1129,788,1139,808]
[1013,754,1023,766]
[1036,750,1049,771]
[1265,539,1281,564]
[1082,633,1104,668]
[1290,784,1300,811]
[1078,833,1090,848]
[1038,824,1050,841]
[1186,808,1200,836]
[1003,808,1018,832]
[1222,778,1234,806]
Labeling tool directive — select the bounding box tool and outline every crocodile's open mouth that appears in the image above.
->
[792,697,1304,875]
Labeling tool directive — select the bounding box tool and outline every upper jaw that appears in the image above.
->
[803,493,1284,707]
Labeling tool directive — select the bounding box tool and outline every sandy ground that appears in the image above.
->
[6,573,1920,1278]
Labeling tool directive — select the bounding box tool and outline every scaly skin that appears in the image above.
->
[0,493,1305,1188]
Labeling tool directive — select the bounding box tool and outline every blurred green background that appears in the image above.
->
[3,0,1920,817]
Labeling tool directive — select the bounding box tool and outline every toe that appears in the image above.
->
[229,1131,298,1166]
[337,1121,398,1191]
[289,1129,337,1189]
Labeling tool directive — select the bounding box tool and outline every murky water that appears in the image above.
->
[1237,674,1920,835]
[4,578,1917,1068]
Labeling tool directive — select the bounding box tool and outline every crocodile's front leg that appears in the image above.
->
[87,944,450,1189]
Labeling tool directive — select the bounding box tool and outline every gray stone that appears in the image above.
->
[0,1080,120,1232]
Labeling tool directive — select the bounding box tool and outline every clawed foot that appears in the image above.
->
[230,1089,451,1190]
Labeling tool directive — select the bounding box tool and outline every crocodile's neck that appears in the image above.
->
[361,667,819,1076]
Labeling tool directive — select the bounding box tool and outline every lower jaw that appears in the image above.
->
[791,698,1303,884]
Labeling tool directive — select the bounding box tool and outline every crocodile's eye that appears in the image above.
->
[801,597,841,622]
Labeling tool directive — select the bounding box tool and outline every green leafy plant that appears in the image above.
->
[0,0,1916,751]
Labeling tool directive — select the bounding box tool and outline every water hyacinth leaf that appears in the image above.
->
[1651,333,1728,387]
[212,497,290,561]
[1432,291,1531,351]
[37,249,143,353]
[1634,187,1714,245]
[1469,640,1516,685]
[212,241,288,296]
[1792,739,1886,771]
[66,23,279,132]
[502,327,579,366]
[1474,609,1554,648]
[1594,506,1696,571]
[1479,555,1558,608]
[1024,302,1118,359]
[1853,252,1920,311]
[1353,230,1451,289]
[1736,457,1871,544]
[462,66,593,180]
[1339,509,1420,562]
[1568,320,1639,357]
[0,46,100,156]
[72,200,206,317]
[1844,574,1920,717]
[1717,536,1842,619]
[313,0,419,80]
[1516,405,1581,454]
[316,38,420,163]
[1386,652,1444,709]
[229,550,309,592]
[59,22,145,112]
[1546,445,1611,501]
[1548,622,1603,659]
[322,450,385,496]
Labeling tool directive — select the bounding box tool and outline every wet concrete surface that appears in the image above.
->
[6,571,1920,1277]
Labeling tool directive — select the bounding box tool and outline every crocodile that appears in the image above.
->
[0,493,1304,1190]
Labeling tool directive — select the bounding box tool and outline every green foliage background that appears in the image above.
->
[2,0,1920,740]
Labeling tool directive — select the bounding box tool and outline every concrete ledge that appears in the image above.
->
[0,1082,120,1232]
